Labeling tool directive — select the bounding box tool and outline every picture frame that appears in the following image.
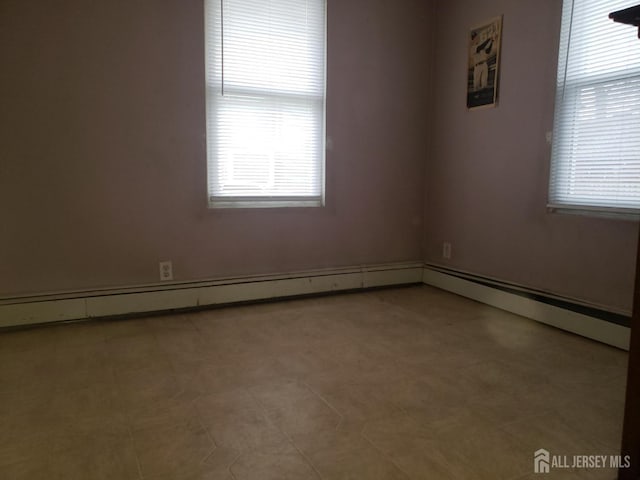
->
[467,16,503,110]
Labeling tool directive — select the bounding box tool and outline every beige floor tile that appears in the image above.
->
[306,378,403,431]
[0,327,59,355]
[47,438,139,480]
[177,363,249,398]
[0,418,53,467]
[99,317,155,340]
[179,353,289,398]
[456,308,557,354]
[201,445,243,477]
[144,313,194,334]
[292,428,410,479]
[0,457,50,480]
[230,441,319,480]
[195,388,286,452]
[389,363,483,423]
[115,364,197,431]
[146,465,235,480]
[50,342,116,393]
[106,332,169,373]
[363,410,529,480]
[0,376,57,423]
[154,328,212,371]
[371,286,481,325]
[0,285,629,480]
[193,316,274,360]
[51,419,131,457]
[457,358,551,398]
[48,383,128,452]
[250,380,341,436]
[550,399,624,453]
[269,347,345,381]
[532,345,627,389]
[499,412,616,463]
[52,321,108,349]
[469,383,566,427]
[334,345,407,385]
[0,347,59,393]
[517,468,621,479]
[0,384,58,466]
[132,419,215,479]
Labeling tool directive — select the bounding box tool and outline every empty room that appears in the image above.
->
[1,0,639,479]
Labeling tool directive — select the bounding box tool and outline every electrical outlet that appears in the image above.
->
[442,242,452,260]
[159,261,173,281]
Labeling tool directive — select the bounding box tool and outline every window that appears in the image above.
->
[549,0,640,215]
[204,0,326,208]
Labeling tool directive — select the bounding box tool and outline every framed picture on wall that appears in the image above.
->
[467,16,503,109]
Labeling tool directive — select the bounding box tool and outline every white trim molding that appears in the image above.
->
[0,262,423,328]
[422,266,630,351]
[1,262,630,351]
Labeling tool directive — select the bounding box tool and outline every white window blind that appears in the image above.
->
[205,0,326,208]
[549,0,640,215]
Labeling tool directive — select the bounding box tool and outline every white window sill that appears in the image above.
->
[209,197,323,209]
[547,204,640,221]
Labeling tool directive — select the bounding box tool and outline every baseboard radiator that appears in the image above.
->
[423,265,630,350]
[0,263,423,328]
[0,262,630,350]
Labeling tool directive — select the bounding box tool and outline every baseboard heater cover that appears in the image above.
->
[422,265,630,350]
[0,262,424,328]
[1,262,630,350]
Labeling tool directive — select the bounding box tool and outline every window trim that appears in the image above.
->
[204,0,327,210]
[547,204,640,221]
[209,196,324,209]
[548,0,640,217]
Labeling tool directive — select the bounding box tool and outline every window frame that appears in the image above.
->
[204,0,327,210]
[548,0,640,219]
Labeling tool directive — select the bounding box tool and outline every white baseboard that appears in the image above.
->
[2,262,629,351]
[422,267,630,350]
[0,262,423,328]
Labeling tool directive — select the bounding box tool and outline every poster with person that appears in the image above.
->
[467,16,502,109]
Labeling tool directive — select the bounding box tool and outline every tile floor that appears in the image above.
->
[0,285,629,479]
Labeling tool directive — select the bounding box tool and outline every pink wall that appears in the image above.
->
[3,0,636,313]
[425,0,639,312]
[0,0,433,297]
